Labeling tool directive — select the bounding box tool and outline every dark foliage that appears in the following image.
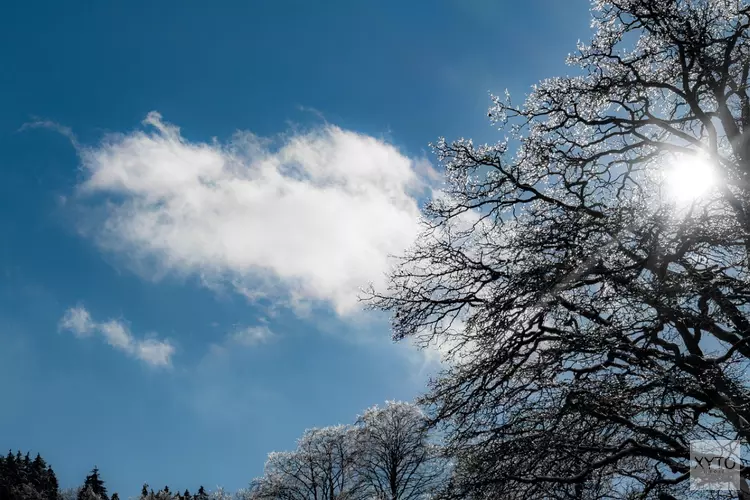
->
[0,450,59,500]
[78,467,107,500]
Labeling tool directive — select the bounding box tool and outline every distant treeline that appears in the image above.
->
[2,401,447,500]
[0,450,213,500]
[0,450,59,500]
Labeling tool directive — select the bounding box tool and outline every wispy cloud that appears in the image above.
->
[72,112,437,317]
[58,305,174,367]
[229,324,275,346]
[19,118,80,149]
[205,323,277,359]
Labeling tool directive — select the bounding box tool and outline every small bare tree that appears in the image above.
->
[60,488,83,500]
[250,426,362,500]
[354,401,446,500]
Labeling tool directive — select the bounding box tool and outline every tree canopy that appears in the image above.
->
[367,0,750,497]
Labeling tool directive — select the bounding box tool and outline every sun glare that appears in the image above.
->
[663,153,717,203]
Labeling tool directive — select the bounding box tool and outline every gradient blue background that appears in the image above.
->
[0,1,590,497]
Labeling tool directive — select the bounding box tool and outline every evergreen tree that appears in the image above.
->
[111,493,119,500]
[0,452,12,500]
[45,466,59,500]
[154,486,170,500]
[30,454,46,492]
[182,489,191,500]
[2,451,14,485]
[14,451,26,486]
[21,452,31,488]
[0,450,59,500]
[77,467,107,500]
[140,484,149,500]
[195,486,207,500]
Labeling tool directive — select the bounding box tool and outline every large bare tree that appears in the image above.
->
[367,0,750,498]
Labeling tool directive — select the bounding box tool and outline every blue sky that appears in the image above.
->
[0,1,590,497]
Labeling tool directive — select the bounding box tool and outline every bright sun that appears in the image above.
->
[663,153,717,203]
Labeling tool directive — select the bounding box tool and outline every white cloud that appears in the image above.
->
[135,339,175,367]
[99,320,134,350]
[58,306,174,367]
[74,112,435,316]
[59,306,95,337]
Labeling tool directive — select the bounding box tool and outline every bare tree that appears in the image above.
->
[354,401,447,500]
[250,426,362,500]
[366,0,750,498]
[60,488,83,500]
[77,486,105,500]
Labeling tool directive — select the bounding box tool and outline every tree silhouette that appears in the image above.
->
[44,466,59,500]
[78,467,108,500]
[366,0,750,497]
[0,450,60,500]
